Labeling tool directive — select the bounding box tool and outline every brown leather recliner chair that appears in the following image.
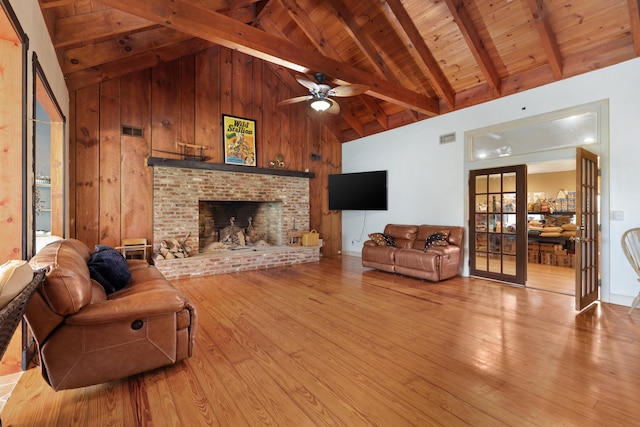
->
[26,239,197,391]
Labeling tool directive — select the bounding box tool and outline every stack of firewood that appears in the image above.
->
[153,233,191,260]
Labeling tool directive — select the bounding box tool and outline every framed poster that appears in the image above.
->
[223,115,257,166]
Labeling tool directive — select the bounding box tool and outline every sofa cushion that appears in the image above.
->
[424,230,450,250]
[368,232,396,247]
[28,238,93,316]
[383,224,418,249]
[88,245,131,294]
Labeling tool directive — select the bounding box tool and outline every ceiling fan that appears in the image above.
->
[277,73,368,114]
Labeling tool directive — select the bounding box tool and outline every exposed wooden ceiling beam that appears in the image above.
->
[260,3,364,135]
[324,0,392,130]
[382,0,456,109]
[444,0,501,96]
[98,0,439,116]
[52,9,152,48]
[65,38,214,91]
[39,0,77,9]
[358,94,389,131]
[628,0,640,55]
[325,0,397,84]
[524,0,563,80]
[61,26,192,74]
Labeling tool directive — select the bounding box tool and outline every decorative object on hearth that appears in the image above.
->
[219,217,245,246]
[302,229,319,246]
[245,216,255,244]
[287,218,302,246]
[277,72,368,114]
[269,153,285,168]
[223,115,256,166]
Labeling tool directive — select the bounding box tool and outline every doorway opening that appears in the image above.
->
[525,162,576,295]
[464,100,609,308]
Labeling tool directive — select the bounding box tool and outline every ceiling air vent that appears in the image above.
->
[122,125,143,137]
[439,132,456,144]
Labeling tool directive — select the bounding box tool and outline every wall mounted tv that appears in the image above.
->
[328,170,388,211]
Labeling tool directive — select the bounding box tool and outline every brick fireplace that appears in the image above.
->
[150,162,320,279]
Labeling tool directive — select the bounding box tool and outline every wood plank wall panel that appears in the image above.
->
[180,56,196,146]
[98,79,121,247]
[261,71,283,168]
[70,47,343,255]
[308,119,341,256]
[68,90,77,238]
[120,70,152,244]
[0,39,23,260]
[151,61,181,159]
[73,85,101,248]
[220,48,233,127]
[195,47,222,162]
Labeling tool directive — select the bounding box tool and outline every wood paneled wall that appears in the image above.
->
[69,46,343,256]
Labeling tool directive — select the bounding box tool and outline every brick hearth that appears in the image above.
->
[154,246,320,280]
[151,165,318,278]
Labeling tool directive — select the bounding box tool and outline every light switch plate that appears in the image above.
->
[611,211,624,221]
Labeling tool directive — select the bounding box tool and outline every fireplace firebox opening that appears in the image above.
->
[199,200,283,252]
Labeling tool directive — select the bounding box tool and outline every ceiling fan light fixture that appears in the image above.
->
[310,98,333,112]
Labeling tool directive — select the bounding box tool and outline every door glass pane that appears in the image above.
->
[475,195,488,212]
[503,255,516,275]
[476,254,487,271]
[475,214,487,232]
[503,172,516,192]
[503,235,516,255]
[503,214,516,233]
[475,175,487,193]
[488,253,501,273]
[488,195,501,213]
[503,193,516,212]
[488,174,501,193]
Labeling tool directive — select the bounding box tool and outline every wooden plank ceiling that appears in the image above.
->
[39,0,640,142]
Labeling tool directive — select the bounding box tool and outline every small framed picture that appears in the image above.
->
[223,114,257,167]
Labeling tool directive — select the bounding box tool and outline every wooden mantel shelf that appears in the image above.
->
[147,157,315,178]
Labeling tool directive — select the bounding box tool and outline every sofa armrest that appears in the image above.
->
[65,289,190,325]
[363,240,377,247]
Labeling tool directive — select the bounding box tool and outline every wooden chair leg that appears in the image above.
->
[628,292,640,315]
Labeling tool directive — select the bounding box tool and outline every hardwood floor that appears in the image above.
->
[4,255,640,426]
[526,262,575,295]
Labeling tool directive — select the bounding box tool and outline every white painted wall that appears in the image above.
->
[342,57,640,308]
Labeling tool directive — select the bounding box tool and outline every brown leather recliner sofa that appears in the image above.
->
[362,224,464,281]
[26,238,197,391]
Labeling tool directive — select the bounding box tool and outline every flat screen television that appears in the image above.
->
[328,170,387,210]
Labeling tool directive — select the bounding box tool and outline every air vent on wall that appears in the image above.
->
[439,132,456,144]
[122,125,143,137]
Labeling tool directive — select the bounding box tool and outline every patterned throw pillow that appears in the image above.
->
[368,233,396,247]
[424,230,450,250]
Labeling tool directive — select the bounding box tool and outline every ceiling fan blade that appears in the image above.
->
[295,75,319,92]
[330,84,369,97]
[277,95,312,106]
[326,99,341,114]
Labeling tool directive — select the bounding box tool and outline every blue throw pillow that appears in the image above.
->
[88,245,131,294]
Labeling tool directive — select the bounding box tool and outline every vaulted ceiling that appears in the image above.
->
[39,0,640,142]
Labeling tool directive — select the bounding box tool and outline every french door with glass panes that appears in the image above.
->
[470,165,528,285]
